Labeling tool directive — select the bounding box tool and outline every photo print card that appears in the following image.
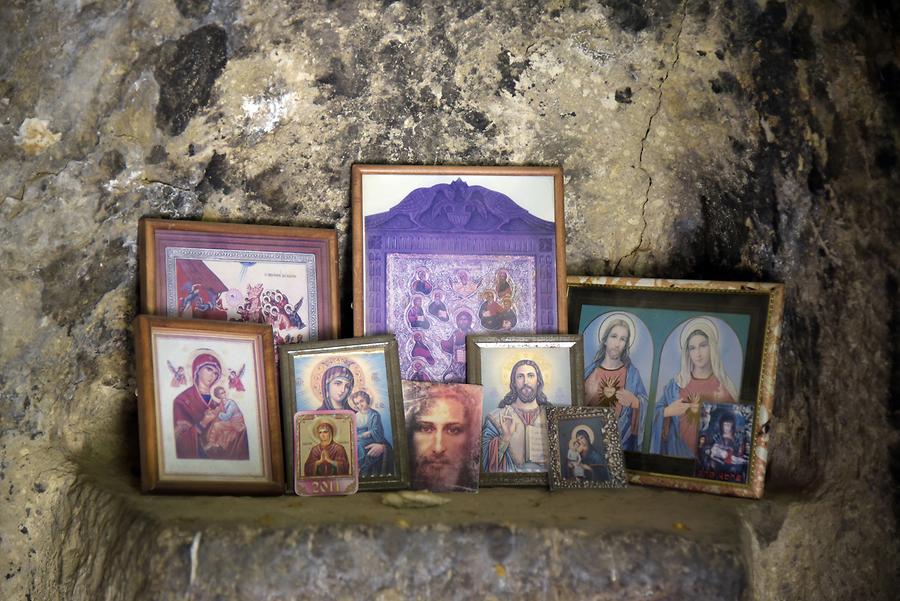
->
[294,410,358,496]
[352,165,567,384]
[568,277,784,498]
[401,381,483,493]
[694,403,755,484]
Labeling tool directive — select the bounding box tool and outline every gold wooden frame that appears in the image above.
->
[567,276,784,498]
[134,316,284,495]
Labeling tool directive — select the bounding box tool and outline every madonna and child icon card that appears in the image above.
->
[294,410,358,496]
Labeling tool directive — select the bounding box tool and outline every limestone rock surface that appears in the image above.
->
[1,1,898,599]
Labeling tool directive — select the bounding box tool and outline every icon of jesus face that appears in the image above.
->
[605,324,629,361]
[457,312,472,332]
[413,398,468,486]
[513,364,539,401]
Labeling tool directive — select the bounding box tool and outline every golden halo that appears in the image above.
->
[497,350,552,393]
[308,357,366,402]
[571,424,595,445]
[679,317,719,350]
[309,416,340,440]
[597,312,638,351]
[186,348,225,385]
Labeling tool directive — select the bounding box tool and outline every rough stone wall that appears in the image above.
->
[0,1,897,599]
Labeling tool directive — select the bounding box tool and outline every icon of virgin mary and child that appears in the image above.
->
[315,362,394,477]
[172,352,250,460]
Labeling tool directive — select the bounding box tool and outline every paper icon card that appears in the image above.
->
[693,403,754,484]
[401,381,483,493]
[294,410,358,496]
[546,406,627,490]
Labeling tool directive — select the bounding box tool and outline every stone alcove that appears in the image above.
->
[1,1,898,599]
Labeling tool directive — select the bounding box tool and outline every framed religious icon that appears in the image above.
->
[139,218,340,345]
[567,276,784,498]
[279,336,409,491]
[351,164,567,384]
[134,316,284,494]
[546,406,627,490]
[466,335,585,487]
[401,381,484,493]
[294,410,359,496]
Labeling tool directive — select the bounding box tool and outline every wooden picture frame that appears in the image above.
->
[567,276,784,498]
[279,336,409,492]
[546,406,627,490]
[134,316,284,495]
[351,164,567,384]
[466,334,585,487]
[139,218,340,344]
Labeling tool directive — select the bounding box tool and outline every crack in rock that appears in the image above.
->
[614,2,688,275]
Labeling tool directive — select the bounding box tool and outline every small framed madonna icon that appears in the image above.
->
[139,218,340,345]
[280,336,409,491]
[546,406,627,490]
[351,165,567,384]
[567,276,784,498]
[134,316,284,494]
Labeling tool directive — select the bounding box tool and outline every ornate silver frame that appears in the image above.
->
[546,406,627,490]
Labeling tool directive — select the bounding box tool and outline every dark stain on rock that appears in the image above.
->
[484,525,513,562]
[875,145,897,175]
[615,86,633,103]
[463,110,491,131]
[316,57,366,99]
[806,162,825,195]
[715,48,725,60]
[99,150,125,177]
[602,0,650,33]
[709,71,741,96]
[456,1,483,20]
[875,62,900,117]
[174,0,212,19]
[825,117,847,179]
[146,144,168,164]
[497,48,530,96]
[749,501,789,548]
[788,11,815,61]
[200,151,230,193]
[154,25,228,136]
[245,166,291,214]
[39,239,129,330]
[32,483,45,494]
